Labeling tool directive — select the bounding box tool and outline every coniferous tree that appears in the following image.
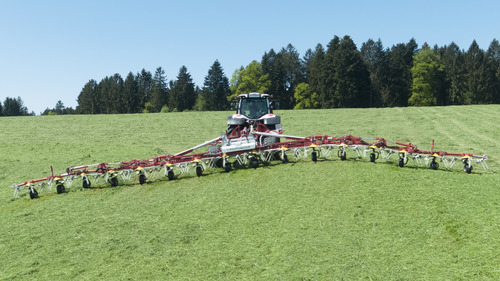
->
[439,42,466,105]
[384,38,418,107]
[486,39,500,104]
[304,44,326,108]
[169,66,196,111]
[271,44,304,109]
[3,97,28,116]
[0,101,3,116]
[137,69,153,111]
[123,72,141,113]
[332,35,371,108]
[149,67,169,112]
[464,40,488,104]
[76,79,99,114]
[322,36,341,108]
[202,60,231,110]
[110,73,125,113]
[361,39,388,107]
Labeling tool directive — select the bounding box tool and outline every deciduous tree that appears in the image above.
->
[294,82,319,109]
[409,45,444,106]
[229,61,270,99]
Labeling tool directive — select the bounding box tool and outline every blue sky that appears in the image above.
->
[1,0,498,114]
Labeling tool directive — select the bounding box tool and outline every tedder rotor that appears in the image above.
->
[11,93,489,199]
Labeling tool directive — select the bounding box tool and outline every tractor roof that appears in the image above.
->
[238,92,270,99]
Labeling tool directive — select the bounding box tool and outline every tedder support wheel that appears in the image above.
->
[430,160,439,170]
[250,158,259,169]
[464,164,473,174]
[83,180,91,189]
[282,154,288,163]
[167,170,174,181]
[224,162,232,173]
[311,151,318,162]
[56,184,65,194]
[109,176,118,187]
[398,157,405,167]
[340,151,347,161]
[29,188,39,199]
[139,174,146,185]
[196,166,203,177]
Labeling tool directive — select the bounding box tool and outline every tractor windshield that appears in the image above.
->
[239,98,269,119]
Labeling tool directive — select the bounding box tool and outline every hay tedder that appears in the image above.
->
[12,93,489,199]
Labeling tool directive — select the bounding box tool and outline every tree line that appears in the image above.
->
[2,35,498,116]
[75,36,499,114]
[0,97,31,116]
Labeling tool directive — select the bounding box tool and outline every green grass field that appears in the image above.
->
[1,105,499,280]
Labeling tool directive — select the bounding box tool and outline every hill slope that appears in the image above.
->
[1,106,499,280]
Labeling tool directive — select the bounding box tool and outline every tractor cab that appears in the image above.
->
[227,92,282,137]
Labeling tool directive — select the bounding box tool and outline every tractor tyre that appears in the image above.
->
[398,157,405,167]
[263,137,279,147]
[311,151,318,162]
[196,166,203,177]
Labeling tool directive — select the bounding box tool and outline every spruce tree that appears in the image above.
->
[464,40,488,104]
[322,36,340,108]
[361,39,387,107]
[332,36,371,108]
[123,72,141,113]
[169,66,195,111]
[203,60,231,110]
[149,67,169,112]
[76,79,99,114]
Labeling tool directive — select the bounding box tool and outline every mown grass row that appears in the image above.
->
[0,105,499,280]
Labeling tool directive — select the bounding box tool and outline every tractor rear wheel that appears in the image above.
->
[263,137,279,146]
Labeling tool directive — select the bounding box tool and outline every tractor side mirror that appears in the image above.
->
[270,101,280,110]
[230,100,238,111]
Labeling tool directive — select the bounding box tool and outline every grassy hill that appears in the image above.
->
[1,105,499,280]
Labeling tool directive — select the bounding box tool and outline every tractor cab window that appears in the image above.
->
[240,98,269,119]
